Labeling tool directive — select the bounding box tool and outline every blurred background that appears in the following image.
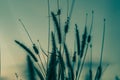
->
[0,0,120,80]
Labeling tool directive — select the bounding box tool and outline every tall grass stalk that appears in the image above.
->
[47,0,51,71]
[62,1,76,70]
[68,0,76,21]
[37,62,46,78]
[67,0,69,18]
[75,14,88,80]
[57,0,61,28]
[73,25,77,69]
[87,11,94,80]
[38,54,46,75]
[46,32,57,80]
[77,11,94,79]
[18,19,34,44]
[80,18,87,58]
[88,43,93,80]
[14,3,109,79]
[77,42,89,80]
[57,50,65,80]
[100,19,106,65]
[95,19,106,80]
[64,43,74,80]
[33,42,46,75]
[37,40,48,57]
[51,12,62,44]
[90,44,92,70]
[64,0,76,35]
[32,43,46,75]
[72,52,76,70]
[37,40,47,66]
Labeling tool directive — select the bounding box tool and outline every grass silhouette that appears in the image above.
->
[14,0,110,80]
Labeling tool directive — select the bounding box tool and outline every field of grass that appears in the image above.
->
[1,0,120,80]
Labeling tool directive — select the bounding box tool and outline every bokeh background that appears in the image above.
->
[0,0,120,80]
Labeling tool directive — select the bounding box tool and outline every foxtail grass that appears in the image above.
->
[64,43,74,80]
[14,8,109,80]
[51,12,62,44]
[94,19,106,80]
[15,40,38,62]
[46,32,57,80]
[75,24,80,55]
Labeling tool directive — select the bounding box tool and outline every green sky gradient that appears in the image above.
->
[0,0,120,80]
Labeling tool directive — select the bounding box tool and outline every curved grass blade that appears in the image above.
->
[15,40,38,62]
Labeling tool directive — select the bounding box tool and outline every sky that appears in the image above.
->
[0,0,120,80]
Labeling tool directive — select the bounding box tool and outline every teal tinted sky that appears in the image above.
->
[0,0,120,80]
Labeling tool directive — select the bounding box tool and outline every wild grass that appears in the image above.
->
[14,1,109,80]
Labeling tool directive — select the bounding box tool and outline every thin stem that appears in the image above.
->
[100,19,106,65]
[85,13,88,27]
[57,0,61,44]
[89,11,94,35]
[57,1,62,79]
[57,0,61,30]
[74,26,76,54]
[61,33,66,57]
[18,19,34,44]
[37,62,46,78]
[68,0,76,20]
[58,44,62,80]
[37,40,47,65]
[47,0,51,73]
[90,43,92,70]
[89,43,93,80]
[57,0,59,8]
[67,0,69,17]
[75,13,88,80]
[47,0,50,53]
[77,43,89,80]
[38,55,46,74]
